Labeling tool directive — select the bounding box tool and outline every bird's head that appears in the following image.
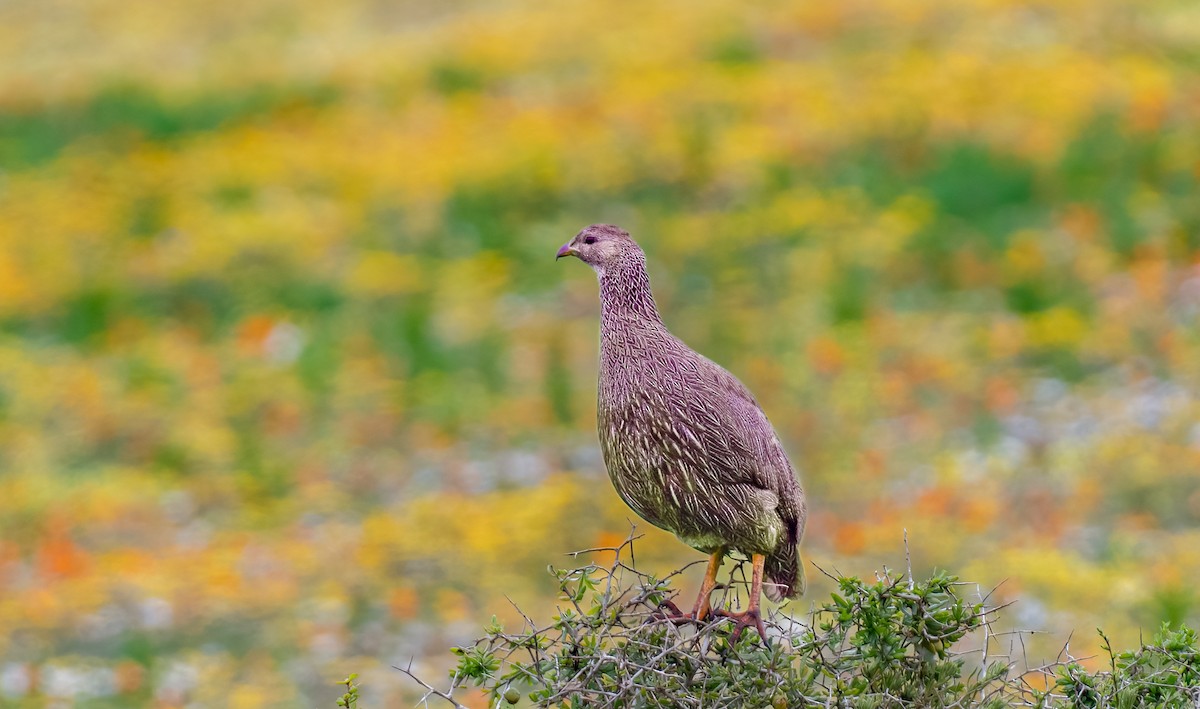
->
[556,224,643,275]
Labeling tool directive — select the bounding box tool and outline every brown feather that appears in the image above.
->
[562,224,808,600]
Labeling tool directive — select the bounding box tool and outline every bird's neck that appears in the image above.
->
[597,262,664,331]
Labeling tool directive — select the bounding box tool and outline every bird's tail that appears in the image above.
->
[764,540,806,601]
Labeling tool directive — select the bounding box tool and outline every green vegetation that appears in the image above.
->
[396,538,1200,708]
[335,674,360,708]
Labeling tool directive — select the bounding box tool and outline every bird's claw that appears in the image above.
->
[651,600,698,625]
[713,607,770,646]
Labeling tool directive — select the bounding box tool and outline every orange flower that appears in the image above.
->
[833,521,866,556]
[36,521,89,579]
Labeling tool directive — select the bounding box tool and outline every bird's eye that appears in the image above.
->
[583,236,597,245]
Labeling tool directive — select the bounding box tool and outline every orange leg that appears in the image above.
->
[713,553,769,644]
[691,550,724,620]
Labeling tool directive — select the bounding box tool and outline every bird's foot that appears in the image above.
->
[713,607,769,646]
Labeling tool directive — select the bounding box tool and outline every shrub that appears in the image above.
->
[397,533,1022,707]
[390,533,1199,708]
[1052,625,1200,708]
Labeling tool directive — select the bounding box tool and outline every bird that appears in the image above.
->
[557,224,807,642]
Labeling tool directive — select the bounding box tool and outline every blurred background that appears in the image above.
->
[1,0,1199,705]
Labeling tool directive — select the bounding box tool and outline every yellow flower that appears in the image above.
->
[1026,306,1088,349]
[346,251,425,297]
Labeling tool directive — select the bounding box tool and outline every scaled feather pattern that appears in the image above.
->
[559,224,807,601]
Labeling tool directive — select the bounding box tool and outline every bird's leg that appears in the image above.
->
[714,553,769,645]
[692,549,724,621]
[652,549,726,624]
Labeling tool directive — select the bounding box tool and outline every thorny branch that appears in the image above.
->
[395,528,1187,708]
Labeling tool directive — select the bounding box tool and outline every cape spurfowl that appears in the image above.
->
[557,224,807,641]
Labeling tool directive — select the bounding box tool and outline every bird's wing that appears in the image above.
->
[689,355,800,499]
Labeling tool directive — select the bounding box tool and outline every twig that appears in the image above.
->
[904,528,914,591]
[394,659,470,709]
[809,560,841,583]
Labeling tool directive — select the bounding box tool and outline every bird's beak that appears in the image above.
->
[556,243,577,260]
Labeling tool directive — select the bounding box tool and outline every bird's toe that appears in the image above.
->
[713,607,770,646]
[651,599,698,625]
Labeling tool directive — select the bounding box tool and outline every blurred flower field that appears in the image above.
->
[1,0,1200,705]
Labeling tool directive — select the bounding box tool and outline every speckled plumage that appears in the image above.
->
[558,224,807,602]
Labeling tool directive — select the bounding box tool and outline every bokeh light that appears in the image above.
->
[1,0,1199,705]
